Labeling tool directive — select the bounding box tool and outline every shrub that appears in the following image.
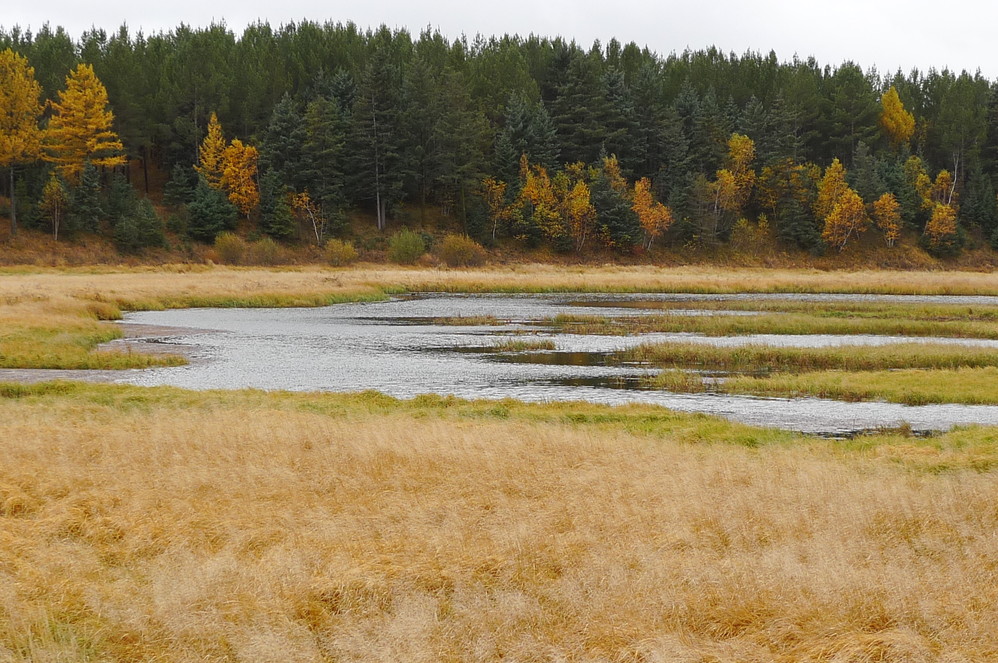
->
[438,233,487,267]
[387,229,426,265]
[214,232,247,265]
[324,239,359,266]
[246,237,282,265]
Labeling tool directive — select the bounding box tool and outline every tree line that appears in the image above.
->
[2,21,998,256]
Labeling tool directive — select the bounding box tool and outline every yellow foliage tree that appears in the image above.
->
[814,158,849,221]
[518,156,563,242]
[872,192,901,247]
[39,173,69,241]
[929,169,956,208]
[561,180,596,252]
[220,139,259,215]
[923,203,958,252]
[706,133,756,241]
[291,191,326,244]
[880,86,915,149]
[480,177,509,240]
[632,177,674,249]
[822,187,869,251]
[43,63,125,182]
[601,154,628,193]
[196,112,226,189]
[0,49,44,235]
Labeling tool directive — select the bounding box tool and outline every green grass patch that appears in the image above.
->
[489,338,557,352]
[629,342,998,373]
[549,312,998,339]
[723,367,998,406]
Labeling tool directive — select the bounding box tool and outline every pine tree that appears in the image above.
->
[115,198,165,253]
[66,161,103,235]
[302,95,348,216]
[44,63,126,181]
[258,169,295,240]
[187,177,237,242]
[0,48,44,235]
[259,94,307,189]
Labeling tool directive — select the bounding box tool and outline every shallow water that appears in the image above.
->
[115,293,998,435]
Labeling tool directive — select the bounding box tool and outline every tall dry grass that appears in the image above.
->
[2,386,997,661]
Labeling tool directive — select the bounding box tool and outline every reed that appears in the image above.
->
[488,338,557,352]
[725,366,998,406]
[2,383,997,661]
[630,341,998,373]
[551,312,998,339]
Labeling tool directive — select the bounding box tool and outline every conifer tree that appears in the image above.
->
[0,48,44,235]
[44,63,125,181]
[195,112,226,188]
[220,139,259,215]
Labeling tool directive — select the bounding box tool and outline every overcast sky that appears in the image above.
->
[5,0,997,79]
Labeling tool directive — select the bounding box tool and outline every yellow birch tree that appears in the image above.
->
[0,49,44,235]
[43,63,125,182]
[872,192,901,247]
[923,203,959,253]
[814,158,849,221]
[632,177,674,249]
[822,187,869,251]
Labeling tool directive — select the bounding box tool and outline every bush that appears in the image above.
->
[324,239,358,266]
[438,233,487,267]
[387,229,426,265]
[214,232,247,265]
[246,237,283,265]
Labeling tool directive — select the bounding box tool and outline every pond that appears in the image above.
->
[112,293,998,436]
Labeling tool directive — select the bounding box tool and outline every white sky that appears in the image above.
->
[4,0,997,79]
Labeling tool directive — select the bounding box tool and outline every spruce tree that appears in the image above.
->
[187,177,237,243]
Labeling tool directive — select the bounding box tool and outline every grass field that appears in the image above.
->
[3,384,998,661]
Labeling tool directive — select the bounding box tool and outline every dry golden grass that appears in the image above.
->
[2,385,998,661]
[6,264,998,305]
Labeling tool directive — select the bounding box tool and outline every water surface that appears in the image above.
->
[116,293,998,435]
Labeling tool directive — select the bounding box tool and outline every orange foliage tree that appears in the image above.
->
[220,139,260,216]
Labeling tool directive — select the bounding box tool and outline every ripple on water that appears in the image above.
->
[115,293,998,435]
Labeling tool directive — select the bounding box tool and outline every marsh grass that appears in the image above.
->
[432,315,500,325]
[551,311,998,339]
[725,366,998,406]
[2,383,998,661]
[630,341,998,373]
[488,338,557,352]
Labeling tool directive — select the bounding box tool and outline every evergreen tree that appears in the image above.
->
[66,161,103,235]
[259,93,307,189]
[964,166,998,233]
[258,169,295,239]
[187,177,237,242]
[115,198,165,252]
[163,163,196,207]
